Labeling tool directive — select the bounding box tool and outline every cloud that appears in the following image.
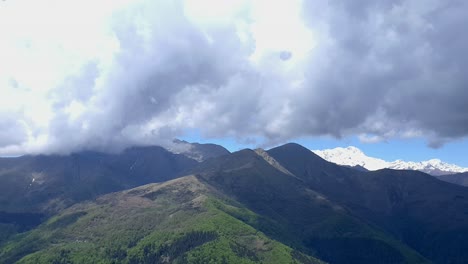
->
[295,0,468,143]
[0,114,28,148]
[0,0,467,155]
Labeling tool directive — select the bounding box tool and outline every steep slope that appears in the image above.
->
[314,146,468,176]
[0,146,197,213]
[268,144,363,201]
[189,149,428,264]
[0,176,323,264]
[0,146,198,243]
[269,143,468,264]
[436,172,468,186]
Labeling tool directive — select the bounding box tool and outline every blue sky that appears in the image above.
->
[181,130,468,167]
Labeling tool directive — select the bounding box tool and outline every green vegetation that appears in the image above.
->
[195,149,430,264]
[0,223,18,245]
[0,176,323,263]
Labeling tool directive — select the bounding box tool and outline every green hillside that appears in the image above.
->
[190,149,429,264]
[0,176,323,264]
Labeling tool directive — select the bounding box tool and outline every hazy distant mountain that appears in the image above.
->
[436,172,468,187]
[314,146,468,176]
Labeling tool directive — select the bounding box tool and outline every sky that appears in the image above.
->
[1,0,467,166]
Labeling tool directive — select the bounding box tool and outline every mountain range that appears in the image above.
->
[314,146,468,176]
[1,142,468,263]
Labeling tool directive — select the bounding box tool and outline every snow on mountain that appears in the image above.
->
[313,146,468,176]
[314,146,388,170]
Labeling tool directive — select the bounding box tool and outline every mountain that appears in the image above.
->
[1,146,428,264]
[0,143,229,245]
[0,146,202,246]
[314,146,468,176]
[270,143,468,264]
[2,142,468,263]
[169,139,231,162]
[436,172,468,187]
[0,141,229,219]
[190,147,429,264]
[0,175,324,264]
[313,146,388,170]
[0,146,198,214]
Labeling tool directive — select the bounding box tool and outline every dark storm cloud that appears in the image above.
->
[294,0,468,146]
[1,0,468,154]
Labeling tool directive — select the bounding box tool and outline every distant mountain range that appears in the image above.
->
[435,172,468,187]
[314,146,468,176]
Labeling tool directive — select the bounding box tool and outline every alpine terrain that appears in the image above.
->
[314,146,468,176]
[1,142,468,264]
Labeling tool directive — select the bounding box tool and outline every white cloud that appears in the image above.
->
[0,0,467,155]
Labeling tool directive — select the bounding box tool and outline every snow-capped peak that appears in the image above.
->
[313,146,468,176]
[314,146,388,171]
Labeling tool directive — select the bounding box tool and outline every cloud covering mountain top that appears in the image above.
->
[1,0,468,155]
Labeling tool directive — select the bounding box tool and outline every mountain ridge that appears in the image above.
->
[436,172,468,187]
[2,142,468,263]
[270,143,468,264]
[314,146,468,176]
[0,174,324,264]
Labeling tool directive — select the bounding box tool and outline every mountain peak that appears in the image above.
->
[345,146,362,153]
[168,140,230,162]
[314,146,388,171]
[270,142,323,157]
[314,146,468,176]
[278,142,311,151]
